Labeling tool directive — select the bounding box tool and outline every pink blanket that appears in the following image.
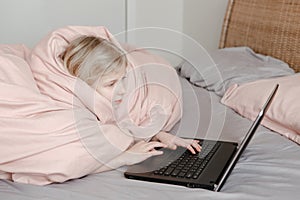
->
[0,26,182,185]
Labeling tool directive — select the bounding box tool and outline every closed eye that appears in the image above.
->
[105,81,117,87]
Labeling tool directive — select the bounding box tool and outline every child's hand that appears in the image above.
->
[152,131,201,154]
[122,140,167,166]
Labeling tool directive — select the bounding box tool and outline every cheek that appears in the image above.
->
[106,88,114,100]
[97,87,114,101]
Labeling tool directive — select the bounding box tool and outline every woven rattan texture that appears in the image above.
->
[220,0,300,72]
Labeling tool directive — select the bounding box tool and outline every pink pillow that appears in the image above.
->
[221,73,300,144]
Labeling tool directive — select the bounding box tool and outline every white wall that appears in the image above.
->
[127,0,184,65]
[127,0,229,65]
[0,0,229,64]
[0,0,126,47]
[183,0,229,51]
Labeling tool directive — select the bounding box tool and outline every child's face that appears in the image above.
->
[96,67,126,104]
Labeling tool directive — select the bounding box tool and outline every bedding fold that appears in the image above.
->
[0,26,182,185]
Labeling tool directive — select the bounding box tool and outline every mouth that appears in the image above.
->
[114,99,122,104]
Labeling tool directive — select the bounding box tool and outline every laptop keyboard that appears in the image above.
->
[153,141,220,179]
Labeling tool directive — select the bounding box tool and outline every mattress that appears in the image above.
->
[1,75,299,200]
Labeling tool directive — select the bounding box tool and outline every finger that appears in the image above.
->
[186,140,201,153]
[163,137,198,153]
[149,150,164,156]
[191,141,202,152]
[187,145,196,154]
[175,138,192,146]
[146,141,167,150]
[181,139,201,150]
[193,144,202,152]
[168,144,177,150]
[185,139,199,145]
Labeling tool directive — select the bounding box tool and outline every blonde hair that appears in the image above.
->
[61,36,128,87]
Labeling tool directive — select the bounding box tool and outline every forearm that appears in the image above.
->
[93,140,167,174]
[92,152,127,173]
[151,131,167,141]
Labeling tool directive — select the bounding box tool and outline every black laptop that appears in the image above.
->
[124,84,279,191]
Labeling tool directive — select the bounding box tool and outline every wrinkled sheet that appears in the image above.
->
[1,77,299,200]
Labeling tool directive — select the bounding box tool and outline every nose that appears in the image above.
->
[114,78,127,100]
[117,80,126,96]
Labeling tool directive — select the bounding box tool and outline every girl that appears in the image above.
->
[0,26,200,185]
[60,35,202,171]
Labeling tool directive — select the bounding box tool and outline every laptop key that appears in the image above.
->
[171,169,181,177]
[152,142,220,180]
[164,167,175,176]
[178,172,186,178]
[185,172,193,179]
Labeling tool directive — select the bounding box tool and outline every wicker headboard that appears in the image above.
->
[219,0,300,72]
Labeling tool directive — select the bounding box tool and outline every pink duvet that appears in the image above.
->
[0,26,182,185]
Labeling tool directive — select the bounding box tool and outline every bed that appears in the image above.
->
[1,0,300,199]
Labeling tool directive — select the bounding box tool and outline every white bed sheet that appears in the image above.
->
[1,77,299,200]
